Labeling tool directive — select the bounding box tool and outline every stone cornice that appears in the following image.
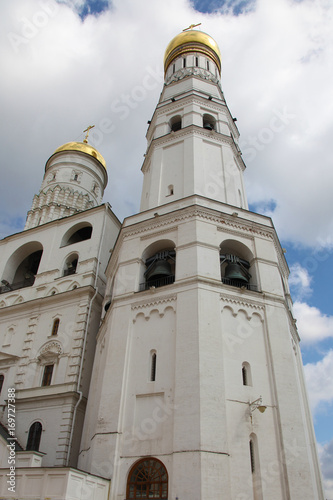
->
[156,94,226,118]
[124,205,274,240]
[0,285,99,313]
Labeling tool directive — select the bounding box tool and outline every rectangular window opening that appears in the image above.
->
[42,364,54,386]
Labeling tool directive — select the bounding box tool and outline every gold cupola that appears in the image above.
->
[164,28,221,74]
[51,141,106,170]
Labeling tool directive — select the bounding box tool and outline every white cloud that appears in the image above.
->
[294,302,333,344]
[304,350,333,412]
[289,263,312,300]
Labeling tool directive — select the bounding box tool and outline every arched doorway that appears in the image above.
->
[127,458,168,499]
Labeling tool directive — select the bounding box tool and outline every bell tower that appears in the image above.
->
[140,28,247,212]
[78,29,324,500]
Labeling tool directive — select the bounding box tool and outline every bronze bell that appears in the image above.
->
[224,262,249,283]
[146,260,172,281]
[203,122,213,130]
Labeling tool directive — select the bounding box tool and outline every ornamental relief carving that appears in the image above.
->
[38,340,63,361]
[165,67,222,89]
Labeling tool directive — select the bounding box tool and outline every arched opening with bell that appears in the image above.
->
[139,240,176,292]
[220,240,258,292]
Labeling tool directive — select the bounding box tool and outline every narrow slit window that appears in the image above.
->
[51,318,59,336]
[173,63,175,73]
[0,375,4,395]
[195,56,199,67]
[250,439,255,473]
[242,362,252,386]
[206,60,210,71]
[242,366,248,386]
[183,57,186,68]
[151,352,157,381]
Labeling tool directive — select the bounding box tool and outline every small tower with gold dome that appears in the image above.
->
[25,137,108,229]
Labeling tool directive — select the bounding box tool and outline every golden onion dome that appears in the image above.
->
[52,141,106,170]
[164,29,221,74]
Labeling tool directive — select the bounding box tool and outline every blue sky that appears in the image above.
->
[1,0,333,496]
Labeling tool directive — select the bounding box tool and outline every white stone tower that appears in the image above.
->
[78,30,324,499]
[0,138,120,472]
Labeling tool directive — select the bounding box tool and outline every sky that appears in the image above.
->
[1,0,333,496]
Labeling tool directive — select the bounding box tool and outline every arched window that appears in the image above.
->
[170,115,182,132]
[249,433,263,499]
[0,374,4,394]
[51,319,60,336]
[9,250,43,290]
[249,439,255,473]
[26,422,42,451]
[127,458,168,499]
[1,242,43,293]
[63,254,78,276]
[61,223,93,247]
[150,352,157,382]
[242,362,252,386]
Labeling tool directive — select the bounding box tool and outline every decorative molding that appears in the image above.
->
[220,293,265,319]
[132,295,176,311]
[217,222,273,240]
[132,295,176,321]
[15,315,40,386]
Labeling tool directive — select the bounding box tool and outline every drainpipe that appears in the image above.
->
[66,204,108,466]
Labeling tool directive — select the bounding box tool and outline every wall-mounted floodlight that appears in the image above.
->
[250,396,267,414]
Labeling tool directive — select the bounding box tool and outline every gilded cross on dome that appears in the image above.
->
[183,23,201,31]
[83,125,95,143]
